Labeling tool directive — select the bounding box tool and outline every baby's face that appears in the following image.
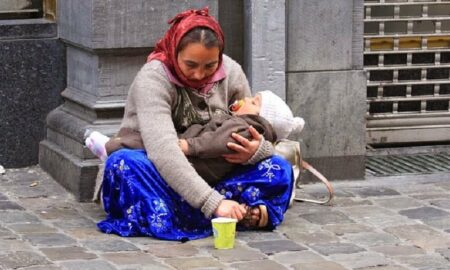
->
[231,94,261,115]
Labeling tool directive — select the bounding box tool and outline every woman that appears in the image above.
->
[97,7,293,241]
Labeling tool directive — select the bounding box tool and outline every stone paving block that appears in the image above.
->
[210,246,266,262]
[339,206,415,227]
[35,206,82,219]
[164,257,224,270]
[231,259,288,270]
[323,224,374,236]
[101,252,160,265]
[65,228,113,240]
[11,223,58,234]
[291,261,347,270]
[271,250,328,265]
[373,197,424,209]
[60,260,118,270]
[370,245,425,257]
[235,231,285,242]
[145,243,199,258]
[19,266,63,270]
[328,251,390,269]
[410,193,450,200]
[384,224,450,251]
[299,211,355,225]
[347,187,401,198]
[342,232,400,247]
[399,206,450,220]
[8,186,51,199]
[0,211,40,224]
[333,197,373,207]
[395,254,450,269]
[437,247,450,260]
[0,200,25,210]
[355,266,408,270]
[23,233,77,247]
[0,192,8,200]
[422,217,450,230]
[284,230,340,244]
[0,251,51,269]
[394,184,447,195]
[0,239,34,251]
[82,239,139,252]
[248,239,307,255]
[0,225,16,239]
[52,216,97,229]
[40,246,97,261]
[309,242,365,256]
[430,199,450,209]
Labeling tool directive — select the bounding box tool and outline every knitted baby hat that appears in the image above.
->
[258,90,305,139]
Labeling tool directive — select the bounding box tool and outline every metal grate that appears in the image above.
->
[366,152,450,176]
[364,0,450,146]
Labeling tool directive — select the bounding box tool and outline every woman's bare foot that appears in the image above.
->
[239,204,268,229]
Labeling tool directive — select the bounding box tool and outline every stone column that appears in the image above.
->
[39,0,218,201]
[243,0,286,98]
[286,0,366,180]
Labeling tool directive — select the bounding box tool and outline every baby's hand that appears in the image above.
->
[178,139,189,155]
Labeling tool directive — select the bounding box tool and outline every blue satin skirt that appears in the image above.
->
[97,149,293,241]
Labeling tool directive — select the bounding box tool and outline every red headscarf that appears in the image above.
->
[147,7,225,91]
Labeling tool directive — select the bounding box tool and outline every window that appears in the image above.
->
[0,0,55,21]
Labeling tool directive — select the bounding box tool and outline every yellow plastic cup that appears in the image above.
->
[211,217,237,249]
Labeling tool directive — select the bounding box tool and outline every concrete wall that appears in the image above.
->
[286,0,366,180]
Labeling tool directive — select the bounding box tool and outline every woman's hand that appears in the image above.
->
[222,126,262,164]
[214,199,247,221]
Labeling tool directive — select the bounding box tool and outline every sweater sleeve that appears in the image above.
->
[186,118,251,158]
[130,63,223,218]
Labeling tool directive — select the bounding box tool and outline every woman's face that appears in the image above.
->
[177,42,220,82]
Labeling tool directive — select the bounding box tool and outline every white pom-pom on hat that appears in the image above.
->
[258,90,305,139]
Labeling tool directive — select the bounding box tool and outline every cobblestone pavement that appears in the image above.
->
[0,166,450,270]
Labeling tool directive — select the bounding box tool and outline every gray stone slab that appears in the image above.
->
[40,246,97,261]
[0,201,24,210]
[19,266,63,270]
[60,260,117,270]
[371,245,425,257]
[410,193,450,200]
[0,38,65,168]
[287,70,366,180]
[284,231,340,245]
[248,239,307,255]
[422,217,450,230]
[0,193,8,200]
[355,266,408,270]
[399,206,450,220]
[52,216,96,229]
[210,246,266,262]
[333,197,373,207]
[395,255,450,269]
[287,0,354,71]
[35,206,82,220]
[292,261,347,270]
[323,224,374,236]
[384,224,450,251]
[235,231,285,242]
[348,187,401,198]
[100,252,160,266]
[373,197,424,209]
[430,199,450,209]
[299,211,355,225]
[339,206,415,227]
[164,257,224,270]
[231,260,288,270]
[23,233,77,247]
[82,239,139,252]
[0,211,40,224]
[328,252,390,269]
[0,239,33,251]
[0,251,51,269]
[309,242,365,256]
[10,223,57,234]
[437,248,450,260]
[58,0,218,49]
[272,251,328,265]
[342,232,400,247]
[145,243,199,258]
[0,19,56,40]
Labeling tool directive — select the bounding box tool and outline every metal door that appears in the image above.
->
[364,0,450,146]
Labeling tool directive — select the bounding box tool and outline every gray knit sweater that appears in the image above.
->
[119,55,273,217]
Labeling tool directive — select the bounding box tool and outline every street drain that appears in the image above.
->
[366,153,450,176]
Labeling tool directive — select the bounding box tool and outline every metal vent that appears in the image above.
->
[366,152,450,176]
